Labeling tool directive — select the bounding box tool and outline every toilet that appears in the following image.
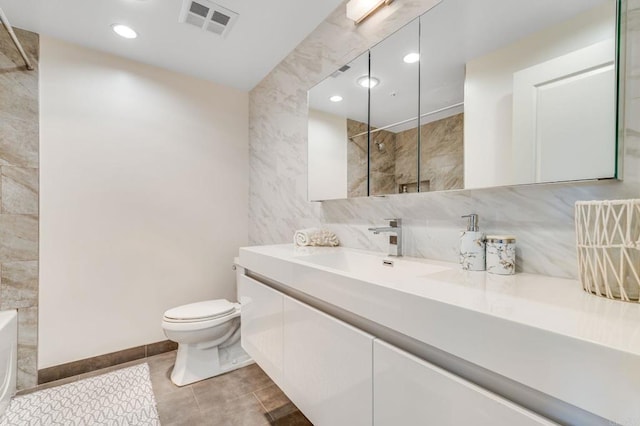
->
[162,299,253,386]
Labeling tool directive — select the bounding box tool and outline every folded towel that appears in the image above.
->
[294,228,340,247]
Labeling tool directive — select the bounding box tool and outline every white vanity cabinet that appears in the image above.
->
[373,340,557,426]
[238,245,640,424]
[239,270,561,425]
[238,273,373,425]
[237,274,284,383]
[283,296,373,426]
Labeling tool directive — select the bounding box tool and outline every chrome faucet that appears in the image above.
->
[368,218,403,257]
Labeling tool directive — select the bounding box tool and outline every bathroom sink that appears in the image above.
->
[298,249,450,280]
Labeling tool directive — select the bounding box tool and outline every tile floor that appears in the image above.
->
[26,351,312,426]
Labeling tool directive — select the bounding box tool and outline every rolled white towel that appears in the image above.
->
[294,228,340,247]
[294,228,316,247]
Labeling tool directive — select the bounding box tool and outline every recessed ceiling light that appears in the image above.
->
[357,76,380,88]
[111,24,138,39]
[329,95,343,102]
[403,53,420,64]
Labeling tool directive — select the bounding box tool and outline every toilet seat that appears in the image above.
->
[163,300,236,323]
[162,305,240,333]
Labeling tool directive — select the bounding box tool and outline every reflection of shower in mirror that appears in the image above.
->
[347,137,385,153]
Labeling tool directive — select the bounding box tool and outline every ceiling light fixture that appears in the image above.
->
[330,95,344,102]
[403,53,420,64]
[111,24,138,39]
[358,76,380,89]
[346,0,394,25]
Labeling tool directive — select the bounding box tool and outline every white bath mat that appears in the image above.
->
[0,363,160,425]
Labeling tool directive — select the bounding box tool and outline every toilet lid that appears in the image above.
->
[163,300,235,322]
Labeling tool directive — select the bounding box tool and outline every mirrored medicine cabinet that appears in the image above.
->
[307,0,620,201]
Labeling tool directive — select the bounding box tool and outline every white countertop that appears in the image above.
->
[238,244,640,425]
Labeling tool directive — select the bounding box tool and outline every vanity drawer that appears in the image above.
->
[237,274,284,384]
[373,340,557,426]
[283,296,373,426]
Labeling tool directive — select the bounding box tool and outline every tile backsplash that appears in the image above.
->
[249,0,640,279]
[0,28,39,389]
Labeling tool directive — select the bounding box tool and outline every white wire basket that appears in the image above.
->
[575,199,640,302]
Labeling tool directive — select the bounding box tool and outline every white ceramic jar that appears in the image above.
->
[486,235,516,275]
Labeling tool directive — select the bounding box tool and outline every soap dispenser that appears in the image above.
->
[460,214,486,271]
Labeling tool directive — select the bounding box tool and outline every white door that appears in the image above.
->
[512,39,616,184]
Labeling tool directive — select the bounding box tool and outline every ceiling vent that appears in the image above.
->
[179,0,239,37]
[330,65,351,78]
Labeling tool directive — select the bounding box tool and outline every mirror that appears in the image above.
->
[307,0,619,201]
[422,0,617,190]
[308,52,369,200]
[369,19,420,196]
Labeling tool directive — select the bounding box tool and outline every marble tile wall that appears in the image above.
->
[0,28,39,390]
[394,127,418,188]
[347,119,398,196]
[369,128,397,196]
[419,113,464,192]
[346,119,368,197]
[250,0,640,279]
[395,113,464,192]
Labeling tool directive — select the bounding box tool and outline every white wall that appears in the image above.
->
[308,109,348,201]
[39,37,249,368]
[464,2,615,189]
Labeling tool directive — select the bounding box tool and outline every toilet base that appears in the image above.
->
[170,337,253,387]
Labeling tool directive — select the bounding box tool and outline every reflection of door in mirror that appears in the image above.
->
[308,52,369,201]
[462,0,617,189]
[369,19,421,196]
[512,39,615,183]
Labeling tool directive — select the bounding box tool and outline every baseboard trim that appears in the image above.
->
[37,340,178,385]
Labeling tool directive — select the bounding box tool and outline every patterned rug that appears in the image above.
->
[0,363,160,425]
